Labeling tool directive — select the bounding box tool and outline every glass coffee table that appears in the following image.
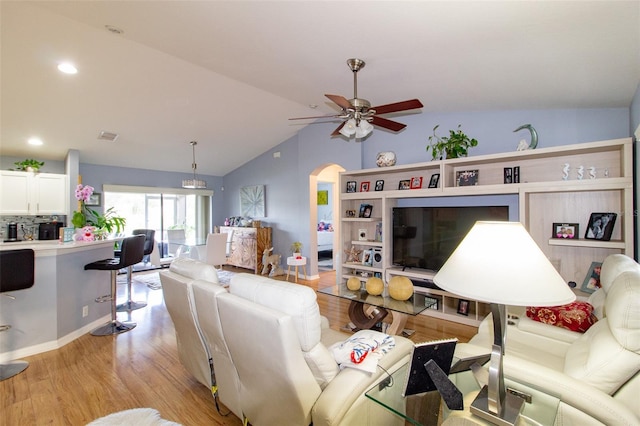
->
[318,284,434,335]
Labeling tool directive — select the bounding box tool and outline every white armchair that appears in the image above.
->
[192,273,414,426]
[450,262,640,425]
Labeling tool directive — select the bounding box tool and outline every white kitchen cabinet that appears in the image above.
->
[0,171,68,215]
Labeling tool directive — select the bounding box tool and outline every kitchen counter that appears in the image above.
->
[0,238,120,256]
[0,237,124,361]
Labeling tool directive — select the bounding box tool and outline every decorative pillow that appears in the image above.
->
[526,301,597,333]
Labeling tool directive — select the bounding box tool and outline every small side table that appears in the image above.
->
[286,256,307,283]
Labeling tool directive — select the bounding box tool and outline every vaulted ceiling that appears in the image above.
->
[2,1,638,176]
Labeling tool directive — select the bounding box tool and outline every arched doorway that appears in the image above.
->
[308,164,344,278]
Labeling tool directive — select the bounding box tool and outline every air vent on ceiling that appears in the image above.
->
[98,131,119,142]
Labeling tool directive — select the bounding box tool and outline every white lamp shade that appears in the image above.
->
[434,221,575,306]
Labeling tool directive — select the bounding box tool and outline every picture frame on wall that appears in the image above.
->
[456,170,479,186]
[552,223,579,239]
[85,192,101,206]
[360,181,370,192]
[346,181,356,193]
[428,174,440,188]
[410,176,423,189]
[581,261,602,293]
[584,212,617,241]
[374,179,384,191]
[398,179,411,190]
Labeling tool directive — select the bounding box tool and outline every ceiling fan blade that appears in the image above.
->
[325,94,352,110]
[371,116,407,132]
[289,114,340,120]
[371,99,424,115]
[331,122,346,136]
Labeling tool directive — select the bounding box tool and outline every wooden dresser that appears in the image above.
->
[219,226,272,273]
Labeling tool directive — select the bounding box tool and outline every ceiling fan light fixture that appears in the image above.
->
[182,141,207,189]
[355,120,373,138]
[339,118,357,137]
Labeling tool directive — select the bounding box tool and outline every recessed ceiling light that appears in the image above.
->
[309,104,318,109]
[58,62,78,74]
[28,137,43,146]
[105,25,124,34]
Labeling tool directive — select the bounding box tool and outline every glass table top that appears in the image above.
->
[318,284,434,316]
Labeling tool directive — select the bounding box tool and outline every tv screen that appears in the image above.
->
[392,206,509,271]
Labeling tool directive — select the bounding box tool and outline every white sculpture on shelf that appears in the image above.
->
[577,165,584,180]
[562,163,570,180]
[589,166,596,179]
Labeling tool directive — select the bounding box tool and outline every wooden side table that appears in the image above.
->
[286,256,307,283]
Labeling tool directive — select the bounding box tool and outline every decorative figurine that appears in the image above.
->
[514,124,538,150]
[577,165,584,180]
[261,247,284,276]
[562,163,570,180]
[376,151,397,167]
[344,246,362,263]
[589,166,596,179]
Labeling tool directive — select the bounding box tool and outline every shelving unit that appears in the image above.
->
[339,138,633,327]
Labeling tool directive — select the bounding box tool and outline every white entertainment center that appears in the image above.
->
[338,138,633,326]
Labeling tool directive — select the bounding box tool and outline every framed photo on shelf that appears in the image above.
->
[584,212,617,241]
[359,204,373,218]
[345,209,356,218]
[85,192,101,206]
[360,181,370,192]
[581,261,602,293]
[552,223,579,239]
[410,176,423,189]
[362,249,373,266]
[346,181,356,193]
[503,167,513,184]
[457,299,470,316]
[398,179,411,190]
[456,170,479,187]
[428,174,440,188]
[374,179,384,191]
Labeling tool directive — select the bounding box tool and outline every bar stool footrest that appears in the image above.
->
[95,294,112,303]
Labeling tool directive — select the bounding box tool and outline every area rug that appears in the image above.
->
[87,408,181,426]
[117,269,236,290]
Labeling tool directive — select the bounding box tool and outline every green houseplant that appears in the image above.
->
[14,158,44,171]
[426,125,478,160]
[291,241,303,256]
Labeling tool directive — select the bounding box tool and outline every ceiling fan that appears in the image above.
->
[290,58,423,138]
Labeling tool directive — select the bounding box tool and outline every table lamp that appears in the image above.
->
[434,221,575,425]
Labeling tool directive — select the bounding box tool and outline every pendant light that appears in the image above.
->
[182,141,207,189]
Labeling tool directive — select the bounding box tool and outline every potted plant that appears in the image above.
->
[426,125,478,160]
[14,158,45,172]
[290,241,303,257]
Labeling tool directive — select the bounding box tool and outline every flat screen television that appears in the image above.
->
[392,206,509,271]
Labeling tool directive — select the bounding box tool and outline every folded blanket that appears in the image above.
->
[330,329,395,373]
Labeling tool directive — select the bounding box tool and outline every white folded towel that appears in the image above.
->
[330,329,395,373]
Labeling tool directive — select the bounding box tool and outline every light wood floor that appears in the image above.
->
[1,268,477,425]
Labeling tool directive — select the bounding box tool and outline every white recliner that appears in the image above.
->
[192,273,415,426]
[451,255,640,425]
[160,258,221,390]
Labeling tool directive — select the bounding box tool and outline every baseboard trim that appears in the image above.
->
[0,314,111,362]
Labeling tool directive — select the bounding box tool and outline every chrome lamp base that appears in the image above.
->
[470,385,525,426]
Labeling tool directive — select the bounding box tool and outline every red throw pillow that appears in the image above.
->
[526,301,597,333]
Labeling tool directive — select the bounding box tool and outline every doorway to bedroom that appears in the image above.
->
[312,164,343,273]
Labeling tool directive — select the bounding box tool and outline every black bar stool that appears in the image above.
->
[1,249,35,381]
[116,229,155,312]
[84,234,145,336]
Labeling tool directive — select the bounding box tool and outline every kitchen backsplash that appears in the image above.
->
[0,215,67,240]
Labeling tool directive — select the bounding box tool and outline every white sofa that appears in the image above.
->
[449,254,640,425]
[162,258,414,426]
